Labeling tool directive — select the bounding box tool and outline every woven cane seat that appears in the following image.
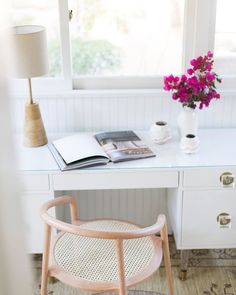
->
[51,219,162,290]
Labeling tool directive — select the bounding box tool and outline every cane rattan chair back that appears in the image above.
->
[40,195,174,295]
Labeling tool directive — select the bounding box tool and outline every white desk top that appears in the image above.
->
[16,129,236,172]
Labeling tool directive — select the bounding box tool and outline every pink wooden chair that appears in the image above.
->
[40,195,174,295]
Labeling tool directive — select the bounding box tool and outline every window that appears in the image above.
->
[69,0,184,76]
[214,0,236,76]
[11,0,62,77]
[10,0,236,91]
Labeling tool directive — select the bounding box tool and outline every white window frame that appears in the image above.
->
[183,0,236,91]
[10,0,71,96]
[11,0,236,95]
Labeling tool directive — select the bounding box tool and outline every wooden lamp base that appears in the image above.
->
[24,102,48,147]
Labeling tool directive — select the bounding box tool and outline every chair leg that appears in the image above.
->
[161,224,174,295]
[115,239,127,295]
[41,224,51,295]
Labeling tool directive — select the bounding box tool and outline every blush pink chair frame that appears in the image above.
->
[40,195,174,295]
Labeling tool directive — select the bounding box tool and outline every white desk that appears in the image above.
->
[17,129,236,258]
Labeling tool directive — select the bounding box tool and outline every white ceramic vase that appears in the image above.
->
[150,121,171,144]
[180,134,200,154]
[177,106,198,137]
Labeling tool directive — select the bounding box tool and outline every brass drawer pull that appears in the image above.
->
[217,212,231,228]
[220,172,234,187]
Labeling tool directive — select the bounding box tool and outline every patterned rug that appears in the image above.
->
[94,292,164,295]
[168,236,236,267]
[203,283,235,295]
[35,266,236,295]
[96,289,236,295]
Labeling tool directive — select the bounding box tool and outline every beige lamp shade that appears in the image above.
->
[11,25,49,147]
[12,25,49,78]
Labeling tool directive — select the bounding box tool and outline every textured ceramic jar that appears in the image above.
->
[180,134,200,154]
[150,121,171,144]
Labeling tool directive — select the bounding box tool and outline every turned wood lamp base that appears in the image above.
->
[24,102,48,147]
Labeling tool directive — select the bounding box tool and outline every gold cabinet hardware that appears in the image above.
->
[220,172,234,187]
[217,212,231,228]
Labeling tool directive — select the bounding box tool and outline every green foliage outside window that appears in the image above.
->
[72,39,121,75]
[48,39,121,76]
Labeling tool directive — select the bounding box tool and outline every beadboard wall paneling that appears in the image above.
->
[13,90,236,133]
[14,90,236,227]
[57,189,168,228]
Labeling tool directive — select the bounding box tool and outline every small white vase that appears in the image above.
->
[177,106,198,138]
[150,121,171,144]
[180,134,200,154]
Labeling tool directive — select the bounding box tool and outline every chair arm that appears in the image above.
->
[41,195,166,240]
[40,195,78,224]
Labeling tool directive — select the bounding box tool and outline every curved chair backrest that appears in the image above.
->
[40,195,166,240]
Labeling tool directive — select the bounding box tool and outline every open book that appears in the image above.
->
[48,130,155,171]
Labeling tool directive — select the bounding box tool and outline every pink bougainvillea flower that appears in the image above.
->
[181,74,187,82]
[207,51,213,58]
[163,85,170,91]
[190,59,197,67]
[206,62,213,71]
[163,51,222,110]
[172,93,178,100]
[206,72,215,81]
[187,68,194,75]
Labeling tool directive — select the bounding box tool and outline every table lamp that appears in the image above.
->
[12,25,49,147]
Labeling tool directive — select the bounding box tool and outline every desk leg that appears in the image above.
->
[179,250,189,281]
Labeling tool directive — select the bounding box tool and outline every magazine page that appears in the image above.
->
[48,143,109,171]
[95,130,155,163]
[52,133,108,164]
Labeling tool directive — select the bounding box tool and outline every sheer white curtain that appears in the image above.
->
[0,1,32,294]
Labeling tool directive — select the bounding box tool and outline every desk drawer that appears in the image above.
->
[21,194,54,253]
[53,170,179,190]
[182,190,236,248]
[20,174,50,192]
[183,168,236,188]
